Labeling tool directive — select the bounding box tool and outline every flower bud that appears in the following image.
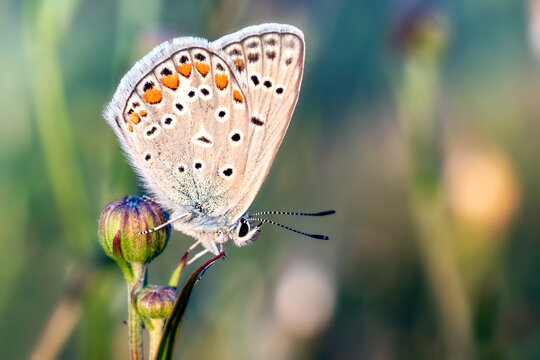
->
[389,5,446,57]
[98,195,170,264]
[136,285,177,319]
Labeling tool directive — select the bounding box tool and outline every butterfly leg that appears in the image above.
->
[187,249,209,266]
[187,240,201,252]
[218,232,225,253]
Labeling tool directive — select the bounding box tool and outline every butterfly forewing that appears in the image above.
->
[108,42,252,215]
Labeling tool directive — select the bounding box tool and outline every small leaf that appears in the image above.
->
[168,252,188,288]
[155,251,225,360]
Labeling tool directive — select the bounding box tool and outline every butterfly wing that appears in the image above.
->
[104,37,252,217]
[209,23,305,222]
[103,23,304,228]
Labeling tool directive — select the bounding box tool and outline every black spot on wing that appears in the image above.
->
[143,82,154,91]
[247,53,260,63]
[194,53,206,61]
[251,117,264,126]
[197,136,212,144]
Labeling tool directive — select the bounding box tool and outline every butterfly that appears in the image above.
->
[104,23,334,262]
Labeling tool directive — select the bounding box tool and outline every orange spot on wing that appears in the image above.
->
[139,110,147,117]
[234,59,244,70]
[161,74,179,90]
[214,73,229,90]
[233,89,243,103]
[195,62,210,76]
[177,63,192,78]
[143,88,162,104]
[128,124,134,132]
[128,112,141,124]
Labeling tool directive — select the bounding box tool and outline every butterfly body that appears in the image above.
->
[104,24,305,254]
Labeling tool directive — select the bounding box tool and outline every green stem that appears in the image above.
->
[148,319,165,360]
[396,37,473,359]
[127,263,146,360]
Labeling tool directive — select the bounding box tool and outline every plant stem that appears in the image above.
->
[148,319,165,360]
[127,263,146,360]
[395,28,473,359]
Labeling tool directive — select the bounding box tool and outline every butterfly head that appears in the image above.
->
[230,216,262,246]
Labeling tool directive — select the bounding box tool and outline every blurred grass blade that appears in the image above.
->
[155,251,225,360]
[22,0,93,254]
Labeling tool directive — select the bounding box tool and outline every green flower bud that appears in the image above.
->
[136,285,177,319]
[98,195,170,264]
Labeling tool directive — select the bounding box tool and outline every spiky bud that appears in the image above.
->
[136,285,177,319]
[98,195,170,264]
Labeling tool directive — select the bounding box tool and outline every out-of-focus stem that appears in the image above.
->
[408,188,473,360]
[28,289,82,360]
[394,12,474,360]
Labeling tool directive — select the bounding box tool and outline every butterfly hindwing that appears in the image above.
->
[105,39,251,215]
[210,24,305,222]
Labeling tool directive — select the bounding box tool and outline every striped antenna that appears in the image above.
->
[247,217,330,240]
[249,210,336,217]
[139,211,189,235]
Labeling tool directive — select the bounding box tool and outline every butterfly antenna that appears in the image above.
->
[247,217,330,240]
[139,212,189,235]
[250,210,336,217]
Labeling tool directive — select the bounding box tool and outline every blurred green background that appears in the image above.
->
[1,0,539,359]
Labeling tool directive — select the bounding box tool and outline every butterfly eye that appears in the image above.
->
[238,220,250,237]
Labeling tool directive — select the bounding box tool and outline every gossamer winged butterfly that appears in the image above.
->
[104,23,334,261]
